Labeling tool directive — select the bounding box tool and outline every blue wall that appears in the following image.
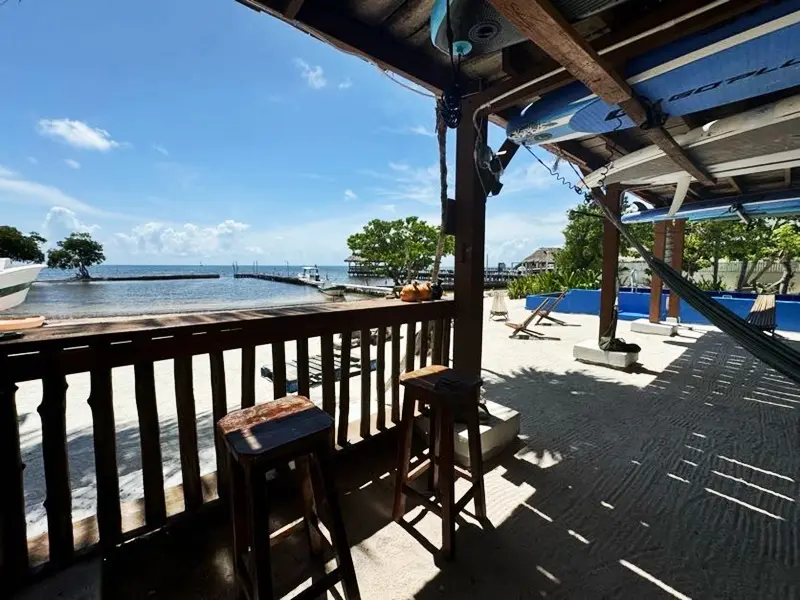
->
[525,289,800,332]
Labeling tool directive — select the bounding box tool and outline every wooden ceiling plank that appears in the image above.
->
[488,0,715,186]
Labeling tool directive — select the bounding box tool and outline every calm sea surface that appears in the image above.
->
[13,265,393,318]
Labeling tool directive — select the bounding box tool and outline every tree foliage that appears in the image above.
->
[347,217,454,285]
[0,226,46,263]
[46,232,106,279]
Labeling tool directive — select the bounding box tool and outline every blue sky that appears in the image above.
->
[0,0,582,266]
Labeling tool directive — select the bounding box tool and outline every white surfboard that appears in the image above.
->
[583,93,800,188]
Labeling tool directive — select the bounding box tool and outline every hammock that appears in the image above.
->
[593,194,800,385]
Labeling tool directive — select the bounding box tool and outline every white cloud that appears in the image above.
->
[368,162,444,206]
[484,211,567,266]
[27,157,38,165]
[64,159,81,170]
[0,174,133,219]
[115,220,251,257]
[0,165,16,178]
[338,78,352,90]
[153,144,169,156]
[408,125,435,137]
[293,58,327,89]
[37,118,121,151]
[501,162,559,195]
[380,204,396,213]
[344,189,357,201]
[43,206,99,242]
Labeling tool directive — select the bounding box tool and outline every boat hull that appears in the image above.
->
[0,264,45,311]
[507,1,800,144]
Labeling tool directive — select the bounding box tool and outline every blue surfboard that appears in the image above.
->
[621,191,800,224]
[507,1,800,145]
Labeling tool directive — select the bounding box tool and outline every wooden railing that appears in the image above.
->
[0,298,455,587]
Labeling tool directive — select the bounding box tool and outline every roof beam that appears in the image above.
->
[235,0,453,94]
[728,176,743,195]
[281,0,305,19]
[497,138,520,170]
[785,168,793,189]
[488,0,715,187]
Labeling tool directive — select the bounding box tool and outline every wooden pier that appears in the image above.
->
[234,272,318,286]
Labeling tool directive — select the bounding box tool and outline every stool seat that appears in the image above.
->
[399,365,482,399]
[218,396,333,462]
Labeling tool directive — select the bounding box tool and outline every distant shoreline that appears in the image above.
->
[37,273,221,283]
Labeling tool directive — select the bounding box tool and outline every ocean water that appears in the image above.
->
[13,265,393,318]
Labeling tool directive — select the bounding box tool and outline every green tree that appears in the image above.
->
[555,198,653,273]
[0,226,47,263]
[47,232,105,279]
[347,217,454,285]
[771,220,800,294]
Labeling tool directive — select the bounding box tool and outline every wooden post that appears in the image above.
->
[650,221,668,323]
[668,220,686,320]
[453,103,488,378]
[599,184,621,341]
[0,364,28,589]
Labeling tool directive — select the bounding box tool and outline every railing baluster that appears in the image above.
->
[391,324,401,424]
[432,319,444,365]
[209,351,228,500]
[320,334,335,419]
[88,344,121,548]
[443,318,452,367]
[272,342,286,399]
[376,327,386,430]
[419,321,429,368]
[360,328,371,439]
[39,354,73,564]
[241,344,256,409]
[174,354,202,512]
[405,321,416,373]
[296,338,310,398]
[0,365,28,587]
[134,360,166,527]
[337,332,351,447]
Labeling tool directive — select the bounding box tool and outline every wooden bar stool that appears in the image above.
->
[392,365,487,559]
[217,396,361,600]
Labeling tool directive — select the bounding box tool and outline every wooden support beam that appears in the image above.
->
[599,184,621,341]
[498,138,520,170]
[281,0,304,19]
[668,220,686,320]
[728,176,743,195]
[649,221,667,323]
[487,0,715,186]
[785,168,793,189]
[453,102,488,377]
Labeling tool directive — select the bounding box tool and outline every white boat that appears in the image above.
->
[297,266,321,285]
[0,258,45,312]
[318,284,346,298]
[583,93,800,188]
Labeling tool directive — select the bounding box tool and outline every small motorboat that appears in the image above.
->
[318,284,346,298]
[0,258,45,312]
[297,266,322,285]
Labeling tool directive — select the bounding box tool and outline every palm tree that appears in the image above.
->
[431,99,448,284]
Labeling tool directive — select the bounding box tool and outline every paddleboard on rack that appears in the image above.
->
[621,191,800,224]
[506,0,800,145]
[582,92,800,187]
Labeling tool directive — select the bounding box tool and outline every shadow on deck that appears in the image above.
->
[15,331,799,599]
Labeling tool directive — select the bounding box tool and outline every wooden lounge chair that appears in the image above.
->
[261,350,377,393]
[534,290,568,326]
[505,290,568,338]
[746,294,777,336]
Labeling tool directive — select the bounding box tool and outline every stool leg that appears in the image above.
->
[246,469,274,600]
[228,456,249,600]
[439,404,456,560]
[297,456,323,556]
[392,387,416,520]
[315,446,361,600]
[466,396,487,520]
[427,404,440,494]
